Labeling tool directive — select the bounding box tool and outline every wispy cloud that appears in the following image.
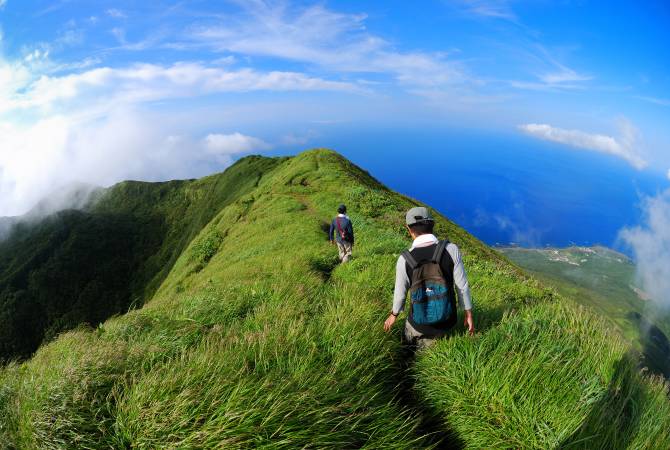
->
[0,0,7,10]
[106,8,126,19]
[620,189,670,307]
[187,2,469,90]
[518,119,647,169]
[455,0,516,20]
[0,54,359,216]
[634,95,670,107]
[1,61,359,114]
[538,66,592,85]
[280,130,319,147]
[203,132,271,161]
[510,54,592,91]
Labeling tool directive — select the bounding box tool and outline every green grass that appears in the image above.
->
[500,246,670,381]
[1,149,669,448]
[0,154,283,361]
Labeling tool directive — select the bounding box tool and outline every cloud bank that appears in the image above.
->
[0,56,352,217]
[620,190,670,308]
[0,108,270,217]
[518,120,647,169]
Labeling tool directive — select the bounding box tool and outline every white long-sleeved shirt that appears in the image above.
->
[392,234,472,315]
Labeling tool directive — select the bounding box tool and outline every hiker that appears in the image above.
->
[383,207,474,349]
[329,204,354,263]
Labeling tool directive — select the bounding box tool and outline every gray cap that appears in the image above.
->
[406,206,434,226]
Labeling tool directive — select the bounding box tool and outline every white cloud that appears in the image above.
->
[667,169,670,181]
[188,2,468,89]
[0,108,266,217]
[455,0,516,20]
[518,120,647,170]
[0,0,6,10]
[0,54,359,217]
[111,27,126,44]
[203,133,271,160]
[509,45,592,92]
[24,49,49,63]
[0,61,358,115]
[634,95,670,107]
[280,131,318,147]
[106,8,126,19]
[539,67,592,85]
[620,190,670,308]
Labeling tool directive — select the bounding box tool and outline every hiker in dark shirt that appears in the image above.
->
[329,204,354,263]
[383,207,474,349]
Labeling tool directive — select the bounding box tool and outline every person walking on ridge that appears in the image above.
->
[329,204,354,263]
[383,207,474,349]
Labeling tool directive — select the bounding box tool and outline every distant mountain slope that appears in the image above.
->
[0,155,285,360]
[1,150,669,449]
[500,246,670,380]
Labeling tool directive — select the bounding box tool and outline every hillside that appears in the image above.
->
[500,246,670,380]
[0,156,284,361]
[1,149,669,449]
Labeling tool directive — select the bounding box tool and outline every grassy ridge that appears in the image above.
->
[1,149,669,448]
[500,246,670,381]
[0,155,283,361]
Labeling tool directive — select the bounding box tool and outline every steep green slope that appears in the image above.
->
[0,155,284,361]
[1,149,669,449]
[500,246,670,381]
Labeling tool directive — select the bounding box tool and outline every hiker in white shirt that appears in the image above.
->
[383,207,474,349]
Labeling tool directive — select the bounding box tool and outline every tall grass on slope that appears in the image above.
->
[112,283,429,449]
[415,301,670,449]
[1,149,670,448]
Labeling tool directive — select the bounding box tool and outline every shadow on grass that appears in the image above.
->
[387,300,542,448]
[390,333,466,449]
[309,256,340,282]
[559,352,643,450]
[627,311,670,381]
[320,221,331,240]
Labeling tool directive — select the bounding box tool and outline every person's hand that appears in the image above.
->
[330,240,335,245]
[383,314,397,332]
[464,309,475,336]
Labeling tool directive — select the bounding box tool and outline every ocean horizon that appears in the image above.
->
[274,127,669,252]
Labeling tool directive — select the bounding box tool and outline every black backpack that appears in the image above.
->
[402,241,455,326]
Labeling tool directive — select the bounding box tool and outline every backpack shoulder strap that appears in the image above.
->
[402,250,418,270]
[431,240,449,263]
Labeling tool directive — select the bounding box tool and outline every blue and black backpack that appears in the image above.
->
[402,240,456,328]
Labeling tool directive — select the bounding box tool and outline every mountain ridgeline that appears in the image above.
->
[0,156,284,361]
[1,149,669,449]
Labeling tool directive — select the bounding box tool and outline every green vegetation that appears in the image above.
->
[1,149,669,448]
[500,246,670,380]
[0,155,283,361]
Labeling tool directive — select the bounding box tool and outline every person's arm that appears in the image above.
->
[347,219,354,244]
[447,243,475,335]
[384,255,410,331]
[328,219,335,243]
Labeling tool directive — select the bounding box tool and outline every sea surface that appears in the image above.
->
[279,126,669,250]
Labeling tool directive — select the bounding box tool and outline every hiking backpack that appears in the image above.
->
[335,217,353,242]
[402,240,455,326]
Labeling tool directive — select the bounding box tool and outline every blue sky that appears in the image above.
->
[0,0,669,216]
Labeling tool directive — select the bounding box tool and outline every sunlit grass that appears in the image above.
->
[1,149,668,449]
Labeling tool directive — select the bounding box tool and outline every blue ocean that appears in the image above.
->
[283,127,669,250]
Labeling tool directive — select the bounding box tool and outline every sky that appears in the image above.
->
[0,0,669,218]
